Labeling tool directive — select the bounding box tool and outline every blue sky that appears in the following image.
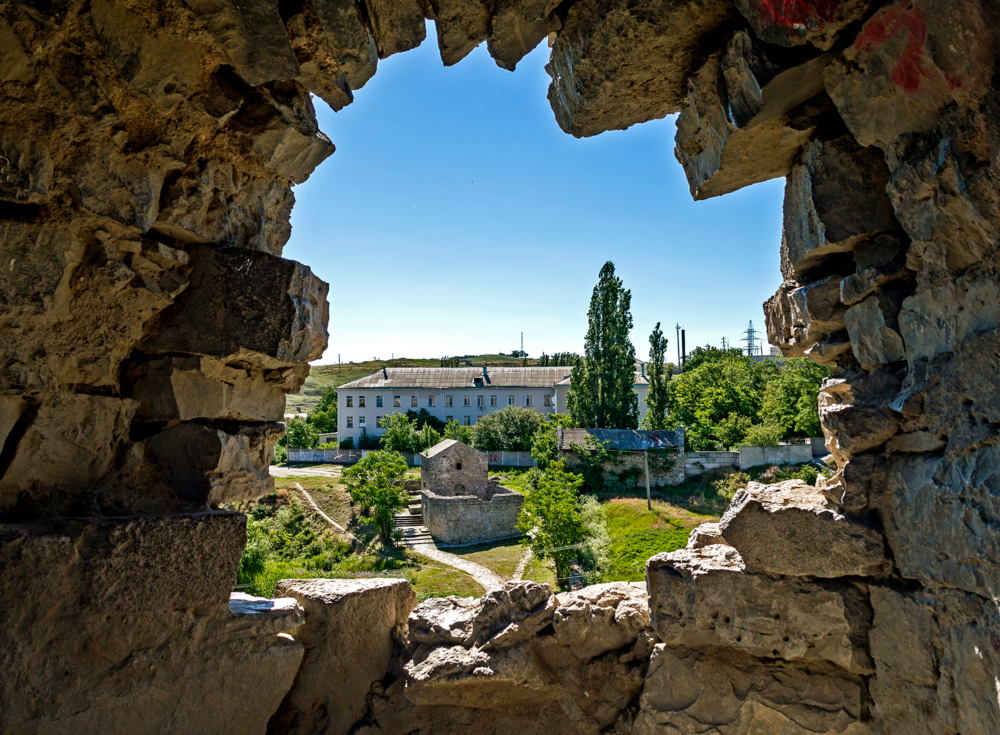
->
[285,26,785,365]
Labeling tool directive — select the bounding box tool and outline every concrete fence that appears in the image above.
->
[738,443,812,469]
[684,451,740,476]
[287,449,423,466]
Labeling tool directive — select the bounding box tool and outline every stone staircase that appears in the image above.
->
[396,480,431,543]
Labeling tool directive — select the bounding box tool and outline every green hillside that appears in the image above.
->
[286,354,543,413]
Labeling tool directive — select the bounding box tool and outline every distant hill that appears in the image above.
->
[286,355,552,413]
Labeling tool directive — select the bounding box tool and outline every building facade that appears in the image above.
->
[336,366,651,445]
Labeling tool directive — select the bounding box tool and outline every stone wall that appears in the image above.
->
[420,441,489,497]
[422,484,523,545]
[561,449,686,487]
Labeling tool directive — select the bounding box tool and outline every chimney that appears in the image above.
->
[681,329,686,369]
[483,365,488,377]
[382,365,388,379]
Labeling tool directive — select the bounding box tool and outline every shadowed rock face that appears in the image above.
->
[2,0,1000,733]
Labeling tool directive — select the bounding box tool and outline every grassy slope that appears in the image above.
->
[287,354,543,412]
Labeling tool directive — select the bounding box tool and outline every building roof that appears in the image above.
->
[338,367,573,390]
[558,427,684,452]
[420,438,460,458]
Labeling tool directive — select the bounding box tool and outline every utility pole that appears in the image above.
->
[521,332,524,356]
[675,323,681,368]
[742,321,762,357]
[644,449,651,511]
[721,337,727,351]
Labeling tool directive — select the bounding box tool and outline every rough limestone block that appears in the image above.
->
[547,0,734,138]
[631,644,866,734]
[427,0,491,65]
[270,578,417,735]
[734,0,874,50]
[764,276,848,360]
[144,245,329,368]
[887,137,998,276]
[685,521,727,549]
[675,37,834,200]
[183,0,300,86]
[820,401,901,465]
[0,124,52,203]
[552,582,650,660]
[781,135,900,280]
[879,445,1000,600]
[364,0,426,58]
[844,291,907,368]
[719,480,889,578]
[125,356,287,422]
[869,586,1000,735]
[647,546,874,674]
[487,0,552,71]
[825,0,999,148]
[0,513,302,735]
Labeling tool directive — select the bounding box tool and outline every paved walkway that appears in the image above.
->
[270,464,343,478]
[395,513,504,591]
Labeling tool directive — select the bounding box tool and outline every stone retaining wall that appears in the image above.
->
[421,485,524,545]
[561,449,686,487]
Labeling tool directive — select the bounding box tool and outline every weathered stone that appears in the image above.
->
[143,245,329,368]
[552,581,650,660]
[719,479,889,578]
[782,135,900,280]
[675,38,835,200]
[832,451,886,514]
[632,644,867,734]
[229,592,305,633]
[124,356,287,422]
[547,0,734,138]
[408,594,479,646]
[647,546,874,673]
[887,137,999,277]
[685,521,727,549]
[364,0,426,58]
[469,580,557,649]
[841,235,911,305]
[844,290,907,368]
[0,126,51,203]
[270,578,417,735]
[825,0,999,148]
[427,0,491,66]
[879,445,1000,599]
[184,0,300,86]
[869,586,1000,734]
[734,0,874,51]
[765,276,847,358]
[487,0,555,71]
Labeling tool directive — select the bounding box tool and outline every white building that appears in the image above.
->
[336,366,650,445]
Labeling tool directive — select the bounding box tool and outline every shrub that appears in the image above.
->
[272,443,287,464]
[471,406,543,451]
[444,418,472,444]
[339,437,354,450]
[579,495,611,584]
[737,422,784,448]
[286,416,319,449]
[357,430,381,450]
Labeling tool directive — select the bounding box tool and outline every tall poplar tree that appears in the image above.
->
[641,322,670,430]
[567,262,638,429]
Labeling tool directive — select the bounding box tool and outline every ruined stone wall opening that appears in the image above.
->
[3,1,1000,733]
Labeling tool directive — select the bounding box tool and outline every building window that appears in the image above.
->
[525,394,533,407]
[428,396,435,407]
[477,395,484,408]
[446,395,453,407]
[376,395,383,407]
[543,394,551,406]
[464,416,471,426]
[359,416,366,427]
[411,395,418,407]
[394,396,400,407]
[377,416,383,427]
[508,395,514,406]
[346,416,353,428]
[346,396,353,408]
[456,462,462,470]
[359,396,365,408]
[491,395,498,406]
[446,415,453,422]
[463,395,471,407]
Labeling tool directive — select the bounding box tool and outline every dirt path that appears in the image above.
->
[395,516,504,591]
[511,546,533,581]
[294,483,358,544]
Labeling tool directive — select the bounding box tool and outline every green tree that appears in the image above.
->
[405,408,446,434]
[307,387,337,434]
[761,358,829,437]
[471,405,543,451]
[567,262,638,429]
[516,461,587,583]
[416,423,443,452]
[641,322,670,430]
[530,413,577,469]
[379,412,419,453]
[286,417,319,449]
[342,450,408,545]
[444,418,473,444]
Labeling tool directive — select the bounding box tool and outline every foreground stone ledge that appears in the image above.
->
[0,512,303,735]
[719,480,889,578]
[632,643,867,734]
[269,578,417,735]
[647,546,874,674]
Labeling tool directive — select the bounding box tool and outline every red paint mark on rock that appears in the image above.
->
[853,1,960,95]
[757,0,842,30]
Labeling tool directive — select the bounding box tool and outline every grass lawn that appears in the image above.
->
[409,551,486,601]
[450,537,526,579]
[602,498,704,582]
